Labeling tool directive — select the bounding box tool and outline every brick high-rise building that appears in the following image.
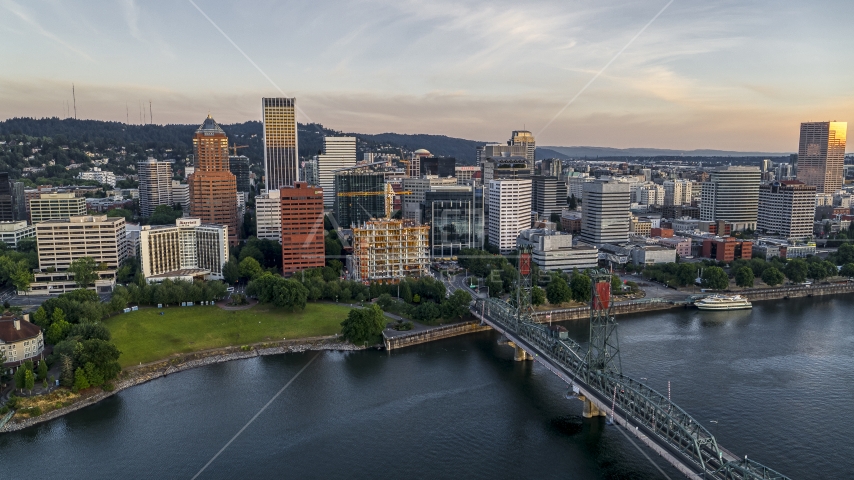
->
[280,182,325,274]
[796,121,847,194]
[188,115,239,245]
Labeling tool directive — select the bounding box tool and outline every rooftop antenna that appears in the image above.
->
[139,101,142,125]
[126,103,129,124]
[72,83,77,119]
[149,100,153,125]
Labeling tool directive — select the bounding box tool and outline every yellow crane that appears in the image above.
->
[229,144,248,156]
[336,183,411,218]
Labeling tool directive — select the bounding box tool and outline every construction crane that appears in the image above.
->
[336,183,412,218]
[229,144,248,156]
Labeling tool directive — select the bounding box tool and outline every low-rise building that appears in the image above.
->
[629,245,677,265]
[560,210,582,234]
[517,229,598,272]
[700,237,753,262]
[0,221,35,249]
[29,192,87,223]
[0,314,44,367]
[656,236,692,257]
[77,167,116,187]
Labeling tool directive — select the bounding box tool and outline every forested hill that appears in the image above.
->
[0,118,482,165]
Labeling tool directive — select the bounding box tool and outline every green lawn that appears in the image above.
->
[105,303,354,367]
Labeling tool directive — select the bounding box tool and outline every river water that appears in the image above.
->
[2,296,852,479]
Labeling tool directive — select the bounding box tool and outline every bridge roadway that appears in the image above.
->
[471,298,789,480]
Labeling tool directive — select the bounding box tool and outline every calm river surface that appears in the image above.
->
[2,295,853,479]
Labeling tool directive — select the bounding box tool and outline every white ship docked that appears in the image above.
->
[694,294,752,311]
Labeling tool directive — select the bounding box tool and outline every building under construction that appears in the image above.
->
[350,219,429,283]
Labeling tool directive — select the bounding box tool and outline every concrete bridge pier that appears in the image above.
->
[513,345,533,362]
[578,395,606,418]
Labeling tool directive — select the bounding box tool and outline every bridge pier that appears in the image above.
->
[578,395,606,418]
[513,345,533,362]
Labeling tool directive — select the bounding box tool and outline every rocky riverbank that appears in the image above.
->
[1,337,364,433]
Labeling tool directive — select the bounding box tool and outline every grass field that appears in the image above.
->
[104,303,354,367]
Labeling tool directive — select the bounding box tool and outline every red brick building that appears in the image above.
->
[701,236,752,262]
[280,182,325,274]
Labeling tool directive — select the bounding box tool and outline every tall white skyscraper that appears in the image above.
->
[488,179,532,254]
[579,179,631,246]
[138,159,173,217]
[318,137,356,207]
[262,97,298,191]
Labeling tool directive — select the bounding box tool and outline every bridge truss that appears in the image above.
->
[473,284,789,480]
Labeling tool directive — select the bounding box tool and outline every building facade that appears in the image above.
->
[402,176,458,223]
[318,137,356,206]
[0,315,44,367]
[796,121,847,194]
[262,97,299,190]
[488,179,532,254]
[188,115,240,245]
[700,166,761,231]
[280,182,325,274]
[29,193,87,223]
[256,189,282,243]
[663,180,694,206]
[420,157,456,177]
[77,167,117,187]
[0,221,35,249]
[139,218,229,281]
[757,180,816,240]
[334,171,386,228]
[579,179,631,246]
[229,155,251,193]
[517,229,598,272]
[171,181,190,214]
[350,219,429,282]
[422,186,484,259]
[35,215,127,271]
[510,130,536,167]
[138,159,173,217]
[532,175,567,218]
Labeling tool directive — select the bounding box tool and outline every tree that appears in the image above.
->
[73,368,90,392]
[784,259,808,283]
[14,366,26,392]
[68,256,98,288]
[24,369,34,393]
[808,261,831,282]
[840,263,854,278]
[570,272,592,303]
[60,354,74,387]
[531,286,546,306]
[761,267,785,286]
[9,261,33,293]
[223,259,240,284]
[701,266,729,290]
[46,307,71,344]
[546,275,571,305]
[37,360,48,381]
[413,301,440,322]
[734,267,754,288]
[340,304,385,345]
[611,275,623,294]
[238,257,264,281]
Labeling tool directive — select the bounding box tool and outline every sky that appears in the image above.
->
[1,0,852,152]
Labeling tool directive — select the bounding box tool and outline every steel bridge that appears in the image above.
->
[470,269,789,480]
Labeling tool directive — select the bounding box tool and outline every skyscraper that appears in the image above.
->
[262,97,298,190]
[228,155,251,193]
[488,179,532,254]
[758,181,816,240]
[317,137,356,207]
[532,175,567,217]
[280,182,325,274]
[510,130,536,166]
[579,179,631,246]
[138,159,173,217]
[797,121,847,194]
[700,166,761,231]
[188,115,240,244]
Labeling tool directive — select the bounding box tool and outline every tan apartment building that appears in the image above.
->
[139,218,229,282]
[29,192,87,223]
[35,215,127,271]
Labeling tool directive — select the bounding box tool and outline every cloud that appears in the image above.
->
[0,0,93,61]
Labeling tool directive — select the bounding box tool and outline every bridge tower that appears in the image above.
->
[516,247,535,323]
[586,270,621,376]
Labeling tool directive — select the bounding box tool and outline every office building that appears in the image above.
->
[579,179,631,246]
[454,166,480,185]
[422,186,484,258]
[317,137,356,206]
[700,166,761,231]
[797,121,847,194]
[280,182,325,274]
[29,192,87,223]
[488,179,532,254]
[350,219,429,282]
[36,215,127,270]
[188,115,239,244]
[532,175,567,217]
[0,173,14,221]
[633,183,664,207]
[171,181,190,214]
[262,97,299,190]
[402,176,458,222]
[334,170,386,228]
[663,180,693,206]
[256,189,282,243]
[540,158,562,178]
[701,237,753,262]
[229,155,251,193]
[510,130,536,166]
[758,180,816,240]
[12,181,25,221]
[409,149,432,178]
[303,158,319,186]
[0,221,35,249]
[517,229,598,272]
[138,159,173,217]
[420,157,456,177]
[567,174,593,202]
[139,218,229,282]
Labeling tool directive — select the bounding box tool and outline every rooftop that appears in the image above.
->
[0,316,41,343]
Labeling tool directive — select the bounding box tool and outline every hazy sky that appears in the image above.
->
[1,0,852,151]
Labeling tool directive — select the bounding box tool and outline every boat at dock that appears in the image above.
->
[694,294,752,311]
